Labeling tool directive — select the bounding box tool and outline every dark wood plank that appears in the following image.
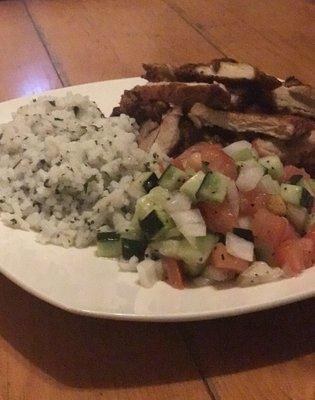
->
[24,0,223,85]
[0,0,61,102]
[166,0,315,85]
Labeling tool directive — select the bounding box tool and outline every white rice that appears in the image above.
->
[0,93,167,248]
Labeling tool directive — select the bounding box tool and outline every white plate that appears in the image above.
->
[0,78,314,321]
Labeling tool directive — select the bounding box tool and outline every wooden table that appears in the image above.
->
[0,1,314,399]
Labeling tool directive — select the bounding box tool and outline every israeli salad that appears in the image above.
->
[97,140,315,289]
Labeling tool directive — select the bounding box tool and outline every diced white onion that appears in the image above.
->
[237,262,283,286]
[165,192,191,213]
[236,162,265,192]
[202,265,235,282]
[238,216,252,229]
[286,204,307,232]
[171,209,206,239]
[257,174,280,194]
[223,140,252,157]
[137,259,164,288]
[226,232,254,261]
[227,179,240,217]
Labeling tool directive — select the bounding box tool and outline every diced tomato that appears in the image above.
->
[252,209,298,251]
[210,243,249,273]
[240,189,269,216]
[162,257,185,289]
[281,165,310,182]
[275,238,313,275]
[305,224,315,262]
[172,142,237,179]
[198,199,238,234]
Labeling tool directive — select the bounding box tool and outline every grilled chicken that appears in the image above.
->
[137,107,182,153]
[189,103,314,140]
[143,58,281,90]
[271,78,315,119]
[118,82,231,119]
[114,58,315,174]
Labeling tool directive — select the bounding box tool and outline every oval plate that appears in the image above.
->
[0,78,314,322]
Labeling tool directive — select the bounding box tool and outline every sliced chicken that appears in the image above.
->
[285,131,315,174]
[137,120,160,151]
[143,58,281,90]
[189,103,315,140]
[137,107,182,153]
[252,138,285,158]
[142,63,176,82]
[272,78,315,119]
[119,82,231,116]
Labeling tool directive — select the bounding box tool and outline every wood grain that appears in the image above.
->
[24,0,223,85]
[0,275,210,400]
[0,1,61,102]
[183,299,315,400]
[0,1,314,399]
[166,0,315,85]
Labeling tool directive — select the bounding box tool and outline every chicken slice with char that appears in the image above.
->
[271,78,315,119]
[143,58,281,90]
[119,82,231,117]
[189,103,314,140]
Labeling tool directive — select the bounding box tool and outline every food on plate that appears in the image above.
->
[0,93,167,247]
[96,139,314,288]
[1,57,314,291]
[114,58,315,174]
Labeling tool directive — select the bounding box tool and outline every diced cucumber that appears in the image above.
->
[196,171,228,203]
[180,171,205,201]
[121,238,147,260]
[132,187,173,239]
[134,195,156,221]
[148,186,170,206]
[139,208,175,240]
[286,204,307,233]
[258,174,280,194]
[259,155,283,180]
[281,181,314,209]
[223,140,256,161]
[233,148,256,161]
[300,187,314,209]
[154,234,219,276]
[159,165,187,191]
[280,183,303,206]
[143,172,158,193]
[96,232,122,258]
[301,178,315,197]
[162,227,182,239]
[289,174,303,185]
[183,235,219,275]
[128,172,152,198]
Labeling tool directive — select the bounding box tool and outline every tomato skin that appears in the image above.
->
[240,189,268,216]
[275,238,313,275]
[162,257,185,289]
[252,209,297,251]
[198,200,238,234]
[210,243,249,272]
[172,142,237,179]
[282,165,310,182]
[305,225,315,262]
